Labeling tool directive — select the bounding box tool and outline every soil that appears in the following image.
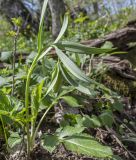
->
[7,109,136,160]
[8,143,100,160]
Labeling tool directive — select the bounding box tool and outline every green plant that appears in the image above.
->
[0,0,126,160]
[9,18,22,96]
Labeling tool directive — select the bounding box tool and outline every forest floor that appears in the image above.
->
[2,103,135,160]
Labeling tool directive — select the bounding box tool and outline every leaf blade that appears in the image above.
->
[63,134,113,158]
[54,14,68,44]
[55,41,116,55]
[54,46,90,83]
[42,134,59,153]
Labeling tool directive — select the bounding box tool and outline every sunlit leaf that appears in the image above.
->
[55,41,115,55]
[61,96,81,107]
[0,91,11,111]
[38,0,49,51]
[59,64,97,96]
[8,132,22,148]
[1,51,12,62]
[57,126,85,138]
[54,46,90,83]
[54,14,68,44]
[63,133,113,158]
[38,14,68,60]
[81,115,102,128]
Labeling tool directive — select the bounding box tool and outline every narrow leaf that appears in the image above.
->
[38,14,68,60]
[39,0,49,27]
[38,0,49,51]
[54,14,68,44]
[55,41,115,55]
[61,96,80,107]
[45,63,60,96]
[59,64,96,96]
[38,47,52,61]
[54,46,90,83]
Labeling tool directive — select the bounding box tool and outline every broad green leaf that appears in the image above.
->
[10,97,23,115]
[55,41,115,55]
[0,109,23,126]
[99,110,114,128]
[0,77,7,86]
[0,91,12,112]
[58,126,85,139]
[1,51,12,62]
[75,114,102,129]
[0,91,10,106]
[63,133,113,158]
[54,14,68,44]
[0,110,10,116]
[42,134,59,152]
[112,101,123,112]
[31,80,45,116]
[54,46,90,83]
[61,96,80,107]
[101,41,114,49]
[82,115,102,128]
[8,132,22,148]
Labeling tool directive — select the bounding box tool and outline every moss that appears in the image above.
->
[102,72,136,97]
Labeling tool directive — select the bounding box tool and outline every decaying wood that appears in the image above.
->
[108,60,136,80]
[84,56,136,80]
[81,21,136,81]
[81,21,136,51]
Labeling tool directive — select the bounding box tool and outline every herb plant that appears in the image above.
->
[0,0,125,160]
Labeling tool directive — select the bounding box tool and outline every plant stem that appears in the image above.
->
[12,36,17,96]
[25,54,39,159]
[31,103,54,147]
[12,27,19,96]
[25,47,52,158]
[0,116,8,148]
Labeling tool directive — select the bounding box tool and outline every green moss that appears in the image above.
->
[102,72,136,97]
